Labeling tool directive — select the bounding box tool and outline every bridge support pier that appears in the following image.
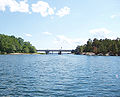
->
[45,50,49,54]
[58,51,62,55]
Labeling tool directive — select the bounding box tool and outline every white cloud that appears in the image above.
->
[110,14,120,19]
[54,35,87,49]
[43,32,52,35]
[90,28,112,39]
[0,0,29,13]
[0,0,7,11]
[56,6,70,17]
[0,0,71,17]
[110,15,117,19]
[31,1,55,17]
[90,28,111,34]
[24,33,32,37]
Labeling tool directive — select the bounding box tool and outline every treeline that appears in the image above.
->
[74,38,120,56]
[0,34,36,54]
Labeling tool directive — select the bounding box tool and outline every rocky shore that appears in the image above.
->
[79,52,119,56]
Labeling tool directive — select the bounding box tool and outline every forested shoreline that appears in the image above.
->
[1,34,120,56]
[0,34,36,54]
[74,38,120,56]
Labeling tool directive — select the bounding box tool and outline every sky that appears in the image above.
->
[0,0,120,50]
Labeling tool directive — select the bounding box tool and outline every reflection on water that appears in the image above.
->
[0,54,120,96]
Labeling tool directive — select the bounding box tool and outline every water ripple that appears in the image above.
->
[0,55,120,96]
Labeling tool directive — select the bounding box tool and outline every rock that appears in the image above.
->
[105,53,109,56]
[109,52,114,56]
[86,52,95,56]
[97,53,103,56]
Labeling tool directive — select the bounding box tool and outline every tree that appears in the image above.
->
[75,46,84,54]
[84,39,93,52]
[23,47,29,53]
[29,46,37,53]
[74,37,120,56]
[0,34,37,54]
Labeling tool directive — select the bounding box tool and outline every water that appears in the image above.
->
[0,54,120,97]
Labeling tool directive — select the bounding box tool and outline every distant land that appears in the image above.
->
[74,38,120,56]
[0,34,36,54]
[1,34,120,56]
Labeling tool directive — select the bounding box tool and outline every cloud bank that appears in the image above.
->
[54,35,87,49]
[89,28,120,39]
[56,6,70,17]
[0,0,70,17]
[110,14,120,19]
[43,32,52,35]
[24,33,32,37]
[0,0,29,13]
[32,1,54,17]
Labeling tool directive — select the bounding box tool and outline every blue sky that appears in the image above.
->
[0,0,120,49]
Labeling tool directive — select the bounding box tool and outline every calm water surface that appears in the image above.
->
[0,54,120,97]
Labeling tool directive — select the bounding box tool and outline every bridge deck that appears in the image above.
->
[37,50,72,52]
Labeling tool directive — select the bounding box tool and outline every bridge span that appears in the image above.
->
[37,49,73,54]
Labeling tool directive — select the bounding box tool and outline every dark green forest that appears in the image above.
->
[74,38,120,56]
[0,34,36,54]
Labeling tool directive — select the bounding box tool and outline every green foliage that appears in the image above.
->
[75,46,84,54]
[0,34,37,54]
[29,46,37,53]
[23,47,29,53]
[75,38,120,56]
[84,39,93,52]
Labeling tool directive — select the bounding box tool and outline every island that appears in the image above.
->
[74,38,120,56]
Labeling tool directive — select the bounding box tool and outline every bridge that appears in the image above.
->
[37,49,73,54]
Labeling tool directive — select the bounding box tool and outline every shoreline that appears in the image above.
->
[75,52,119,56]
[0,53,45,55]
[0,52,119,56]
